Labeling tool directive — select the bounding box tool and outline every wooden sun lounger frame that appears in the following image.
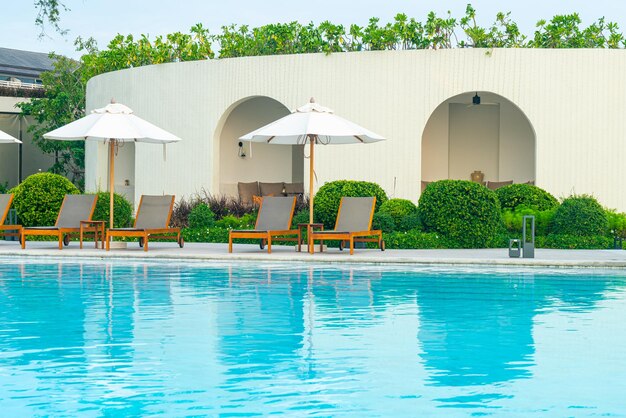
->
[105,195,182,252]
[228,197,300,254]
[21,195,98,250]
[309,197,385,255]
[0,194,22,243]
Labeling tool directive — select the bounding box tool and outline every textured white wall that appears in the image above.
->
[86,49,626,211]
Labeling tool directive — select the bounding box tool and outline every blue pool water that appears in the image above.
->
[0,259,625,416]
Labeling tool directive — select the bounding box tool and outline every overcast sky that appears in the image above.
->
[2,0,625,57]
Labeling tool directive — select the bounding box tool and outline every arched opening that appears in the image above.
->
[217,96,304,197]
[421,91,535,191]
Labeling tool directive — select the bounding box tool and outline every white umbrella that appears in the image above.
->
[0,129,21,144]
[240,98,385,225]
[44,101,181,227]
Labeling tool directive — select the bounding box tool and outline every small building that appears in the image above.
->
[85,49,626,211]
[0,47,55,188]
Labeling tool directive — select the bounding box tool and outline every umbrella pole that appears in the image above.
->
[109,140,115,228]
[309,137,314,225]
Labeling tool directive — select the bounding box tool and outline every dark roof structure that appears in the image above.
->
[0,47,54,79]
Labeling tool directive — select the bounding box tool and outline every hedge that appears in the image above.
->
[314,180,388,229]
[551,195,608,236]
[10,173,79,227]
[378,198,418,226]
[419,180,503,248]
[91,192,133,229]
[495,184,559,211]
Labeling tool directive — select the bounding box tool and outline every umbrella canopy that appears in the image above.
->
[240,98,385,226]
[44,101,182,227]
[0,129,21,144]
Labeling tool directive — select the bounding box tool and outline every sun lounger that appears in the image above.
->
[21,194,98,249]
[106,195,182,251]
[229,196,299,254]
[0,194,22,243]
[309,196,384,255]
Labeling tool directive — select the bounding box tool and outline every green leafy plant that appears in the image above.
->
[606,209,626,239]
[495,184,559,212]
[188,204,216,229]
[9,173,79,227]
[91,192,133,229]
[291,209,310,229]
[372,212,395,233]
[383,230,448,249]
[419,180,503,248]
[378,198,418,225]
[501,207,557,237]
[551,195,608,236]
[397,212,422,232]
[538,234,612,249]
[314,180,388,229]
[0,182,8,194]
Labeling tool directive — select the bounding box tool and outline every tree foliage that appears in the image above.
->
[34,0,68,37]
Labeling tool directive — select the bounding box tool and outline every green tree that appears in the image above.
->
[17,54,85,187]
[35,0,69,37]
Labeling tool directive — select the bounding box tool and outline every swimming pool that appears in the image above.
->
[0,258,625,416]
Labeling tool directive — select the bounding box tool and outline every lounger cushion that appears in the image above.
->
[135,195,174,229]
[259,182,285,196]
[0,194,11,223]
[284,182,304,195]
[238,182,260,205]
[334,197,375,232]
[56,194,97,228]
[486,180,513,190]
[256,196,295,230]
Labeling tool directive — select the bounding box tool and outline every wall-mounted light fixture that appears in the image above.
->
[238,141,246,158]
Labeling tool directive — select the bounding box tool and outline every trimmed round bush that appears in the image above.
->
[10,173,79,227]
[92,192,133,229]
[372,212,395,233]
[188,204,216,229]
[314,180,388,229]
[495,184,558,211]
[397,212,422,232]
[551,195,608,236]
[419,180,503,248]
[378,198,418,226]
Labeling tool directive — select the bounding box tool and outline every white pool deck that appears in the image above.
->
[1,240,626,268]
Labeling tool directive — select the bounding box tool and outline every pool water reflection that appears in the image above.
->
[0,259,625,416]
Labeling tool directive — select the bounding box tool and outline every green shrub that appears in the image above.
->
[495,184,559,211]
[396,212,422,232]
[552,195,608,236]
[383,230,448,249]
[502,207,557,237]
[188,204,216,228]
[182,227,230,243]
[314,180,388,229]
[378,198,418,225]
[372,212,395,233]
[0,181,8,194]
[419,180,503,248]
[215,214,255,230]
[538,234,612,249]
[606,209,626,239]
[291,209,310,229]
[10,173,79,227]
[91,192,133,229]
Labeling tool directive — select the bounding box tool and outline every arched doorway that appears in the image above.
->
[421,91,535,190]
[216,96,304,197]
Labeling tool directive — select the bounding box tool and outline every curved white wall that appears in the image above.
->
[86,49,626,210]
